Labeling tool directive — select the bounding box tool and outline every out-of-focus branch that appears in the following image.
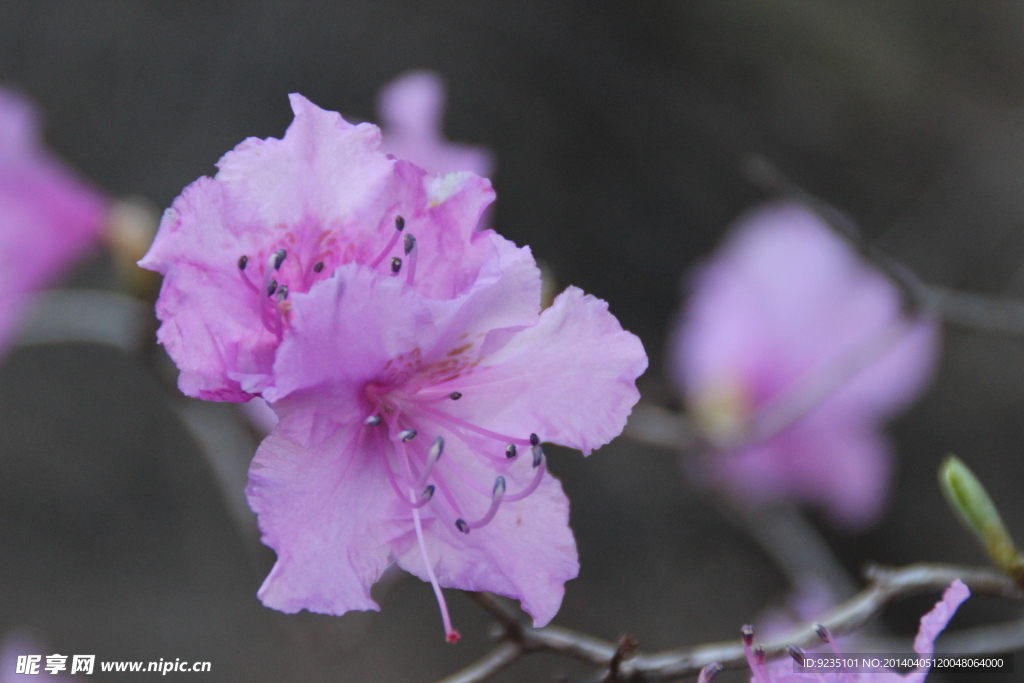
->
[923,284,1024,335]
[438,563,1023,683]
[745,154,1024,335]
[622,402,695,451]
[728,502,859,600]
[624,404,856,600]
[437,642,520,683]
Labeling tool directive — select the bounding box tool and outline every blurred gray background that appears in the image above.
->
[1,1,1023,681]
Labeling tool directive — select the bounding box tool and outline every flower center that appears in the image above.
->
[235,214,423,338]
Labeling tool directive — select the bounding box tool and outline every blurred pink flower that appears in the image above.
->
[747,579,969,682]
[139,94,495,401]
[0,88,108,355]
[1,631,79,681]
[672,203,938,528]
[378,71,493,180]
[247,256,646,639]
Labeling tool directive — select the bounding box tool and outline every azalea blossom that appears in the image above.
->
[139,94,497,401]
[247,256,646,638]
[0,88,109,356]
[671,203,938,528]
[240,74,499,435]
[744,579,970,682]
[378,70,493,180]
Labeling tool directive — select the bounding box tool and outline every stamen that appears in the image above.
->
[697,663,722,683]
[369,216,406,269]
[398,429,417,442]
[814,624,844,658]
[376,415,459,643]
[417,404,532,446]
[742,624,770,683]
[530,433,540,446]
[455,476,506,533]
[532,444,544,468]
[365,415,382,426]
[408,485,435,509]
[415,437,444,488]
[404,234,418,286]
[276,284,289,302]
[754,645,766,666]
[238,255,248,270]
[391,257,402,275]
[313,261,324,273]
[503,452,547,502]
[505,444,517,459]
[423,417,511,467]
[449,392,462,400]
[787,645,805,666]
[270,248,287,271]
[267,279,278,297]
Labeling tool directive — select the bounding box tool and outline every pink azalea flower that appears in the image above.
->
[246,256,647,638]
[671,203,938,528]
[0,88,109,355]
[139,94,497,401]
[745,579,970,682]
[377,70,493,180]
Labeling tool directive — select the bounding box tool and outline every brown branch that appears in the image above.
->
[438,563,1024,683]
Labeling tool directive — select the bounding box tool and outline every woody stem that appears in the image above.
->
[437,562,1024,683]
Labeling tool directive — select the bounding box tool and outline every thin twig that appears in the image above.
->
[727,501,859,601]
[439,563,1023,683]
[622,402,696,451]
[922,284,1024,335]
[438,642,521,683]
[744,154,1024,335]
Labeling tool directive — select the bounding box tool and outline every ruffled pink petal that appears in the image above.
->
[247,431,412,614]
[436,287,647,455]
[0,88,108,353]
[914,579,970,658]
